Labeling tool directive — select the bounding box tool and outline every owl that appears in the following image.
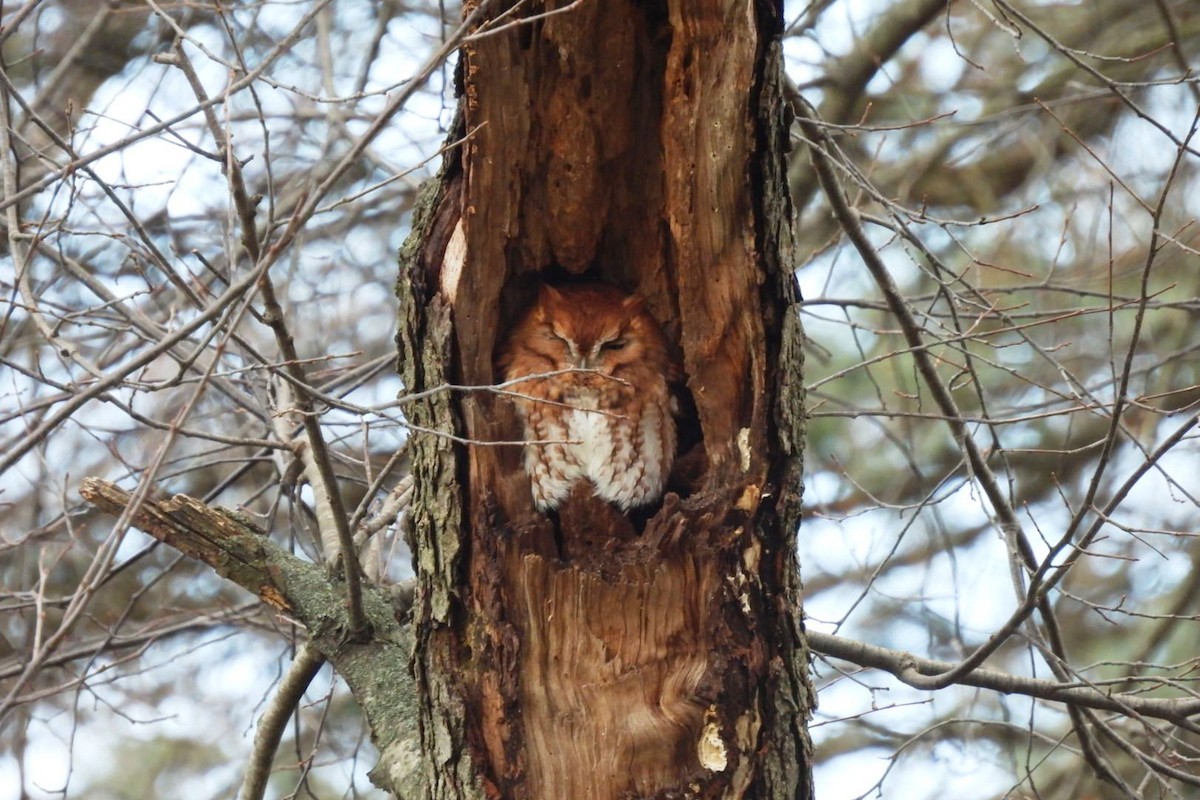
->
[497,283,678,512]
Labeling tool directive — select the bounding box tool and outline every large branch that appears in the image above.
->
[81,479,289,609]
[79,478,422,795]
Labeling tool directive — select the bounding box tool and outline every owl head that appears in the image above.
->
[498,283,674,383]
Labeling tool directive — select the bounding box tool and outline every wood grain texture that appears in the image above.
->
[513,550,716,798]
[663,0,767,488]
[396,0,812,796]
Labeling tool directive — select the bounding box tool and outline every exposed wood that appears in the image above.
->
[397,0,812,798]
[80,478,294,613]
[511,542,720,798]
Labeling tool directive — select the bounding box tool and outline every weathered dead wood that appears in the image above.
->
[80,478,293,612]
[397,0,812,798]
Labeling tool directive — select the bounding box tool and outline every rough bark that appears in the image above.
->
[396,1,812,798]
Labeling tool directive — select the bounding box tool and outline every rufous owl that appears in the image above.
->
[497,283,678,512]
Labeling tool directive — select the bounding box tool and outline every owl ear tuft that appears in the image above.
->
[532,284,563,323]
[620,293,646,312]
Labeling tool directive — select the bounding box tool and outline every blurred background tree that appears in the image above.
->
[1,0,1198,798]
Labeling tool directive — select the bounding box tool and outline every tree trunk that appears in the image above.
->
[394,0,812,797]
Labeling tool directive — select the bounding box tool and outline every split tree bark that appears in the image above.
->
[395,0,812,797]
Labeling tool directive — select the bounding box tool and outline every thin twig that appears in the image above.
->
[238,643,326,800]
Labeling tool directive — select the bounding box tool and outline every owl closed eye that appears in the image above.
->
[497,283,678,512]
